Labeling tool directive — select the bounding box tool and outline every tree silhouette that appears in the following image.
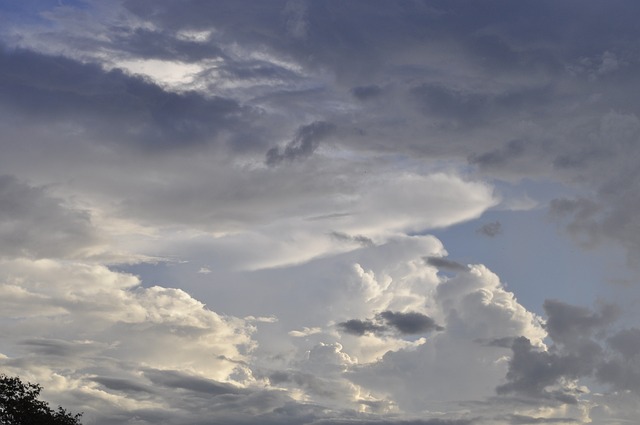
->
[0,374,82,425]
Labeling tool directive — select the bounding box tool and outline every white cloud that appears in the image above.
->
[0,258,255,421]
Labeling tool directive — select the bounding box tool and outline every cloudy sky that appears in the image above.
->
[2,1,640,424]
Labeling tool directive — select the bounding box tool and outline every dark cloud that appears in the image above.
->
[503,414,576,424]
[412,84,553,131]
[0,46,252,153]
[476,221,502,237]
[378,311,444,335]
[497,301,623,404]
[266,121,336,166]
[339,312,442,337]
[548,198,602,248]
[144,369,243,396]
[338,319,385,337]
[310,419,474,425]
[477,337,516,348]
[329,232,375,247]
[20,338,100,357]
[424,256,470,272]
[543,299,618,348]
[607,327,640,359]
[468,140,528,169]
[595,327,640,392]
[495,337,587,404]
[91,376,153,394]
[351,85,383,101]
[109,27,224,62]
[0,175,99,259]
[411,84,488,127]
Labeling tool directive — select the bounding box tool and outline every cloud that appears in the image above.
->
[309,420,474,425]
[0,175,100,260]
[503,415,577,424]
[476,221,502,237]
[338,311,443,338]
[424,256,470,272]
[343,262,546,413]
[351,85,383,101]
[496,300,640,409]
[542,299,618,348]
[0,46,254,153]
[5,1,640,423]
[330,232,376,247]
[266,121,336,166]
[378,311,444,335]
[143,369,244,395]
[495,336,588,404]
[0,258,254,379]
[90,376,153,394]
[339,319,386,337]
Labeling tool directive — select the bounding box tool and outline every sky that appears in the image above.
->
[2,1,640,424]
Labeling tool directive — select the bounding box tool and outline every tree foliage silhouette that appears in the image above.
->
[0,374,82,425]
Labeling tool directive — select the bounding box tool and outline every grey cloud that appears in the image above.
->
[110,27,224,62]
[411,84,488,127]
[338,319,385,337]
[548,198,602,248]
[0,175,99,259]
[596,358,640,393]
[424,256,470,272]
[595,327,640,392]
[476,221,502,238]
[329,232,375,247]
[503,414,576,424]
[412,84,553,130]
[91,376,153,394]
[497,300,624,404]
[495,337,588,404]
[19,338,103,357]
[305,213,353,222]
[607,327,640,359]
[310,420,474,425]
[378,311,444,335]
[267,370,343,399]
[543,299,618,348]
[477,337,516,348]
[266,121,336,166]
[143,369,243,395]
[339,311,443,337]
[0,46,252,153]
[351,85,383,101]
[122,1,622,82]
[469,140,528,169]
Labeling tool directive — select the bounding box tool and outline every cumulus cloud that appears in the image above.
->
[496,299,640,413]
[0,258,255,423]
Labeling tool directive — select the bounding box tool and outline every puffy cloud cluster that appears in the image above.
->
[0,257,259,423]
